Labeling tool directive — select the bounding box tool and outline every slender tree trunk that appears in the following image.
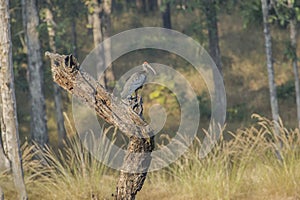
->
[68,0,78,57]
[45,8,66,145]
[158,0,171,29]
[148,0,157,11]
[136,0,146,12]
[91,0,107,87]
[21,0,48,146]
[202,0,224,139]
[261,0,279,125]
[288,0,300,129]
[0,0,28,199]
[71,19,78,57]
[203,0,222,74]
[102,0,115,90]
[261,0,282,160]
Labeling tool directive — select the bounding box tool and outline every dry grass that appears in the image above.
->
[138,114,300,200]
[1,115,300,199]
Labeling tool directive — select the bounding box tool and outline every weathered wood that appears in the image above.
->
[0,132,9,172]
[45,52,154,200]
[0,0,28,199]
[0,97,10,173]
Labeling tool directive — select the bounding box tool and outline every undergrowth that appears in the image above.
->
[1,114,300,200]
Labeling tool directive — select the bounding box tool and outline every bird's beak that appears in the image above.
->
[145,63,157,75]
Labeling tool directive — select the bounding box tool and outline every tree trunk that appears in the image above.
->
[71,18,78,57]
[21,0,48,146]
[0,131,9,172]
[148,0,157,11]
[91,0,107,87]
[44,8,67,146]
[136,0,146,12]
[66,0,78,57]
[261,0,279,125]
[203,0,222,74]
[261,0,282,160]
[0,0,28,199]
[288,0,300,129]
[159,0,171,29]
[45,52,154,200]
[115,136,153,200]
[102,0,115,90]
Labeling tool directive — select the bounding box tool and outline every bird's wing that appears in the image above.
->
[121,72,146,98]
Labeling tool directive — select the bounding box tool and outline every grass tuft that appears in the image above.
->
[1,115,300,199]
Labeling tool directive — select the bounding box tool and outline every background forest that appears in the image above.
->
[1,0,300,199]
[9,0,300,141]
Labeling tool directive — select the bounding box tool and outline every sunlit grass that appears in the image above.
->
[138,114,300,200]
[1,115,300,199]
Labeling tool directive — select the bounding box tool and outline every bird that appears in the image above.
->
[121,62,156,102]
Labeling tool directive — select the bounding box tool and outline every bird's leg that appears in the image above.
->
[134,90,138,100]
[131,95,143,117]
[130,90,139,109]
[137,96,143,116]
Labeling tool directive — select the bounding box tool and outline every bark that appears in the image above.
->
[102,0,115,90]
[288,0,300,129]
[0,0,28,199]
[21,0,48,146]
[89,0,115,90]
[71,19,78,57]
[0,132,9,172]
[91,0,106,87]
[148,0,157,11]
[0,95,7,155]
[261,0,279,125]
[44,8,67,145]
[67,0,78,57]
[202,0,224,140]
[261,0,282,160]
[45,52,154,200]
[136,0,146,12]
[203,0,222,74]
[158,0,171,29]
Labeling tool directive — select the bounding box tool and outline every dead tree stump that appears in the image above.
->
[45,52,155,200]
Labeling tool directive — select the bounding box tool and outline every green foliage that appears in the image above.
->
[284,41,297,60]
[197,92,211,119]
[149,85,174,108]
[227,103,247,121]
[277,80,295,100]
[240,0,263,28]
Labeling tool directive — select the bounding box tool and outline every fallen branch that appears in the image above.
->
[45,52,155,200]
